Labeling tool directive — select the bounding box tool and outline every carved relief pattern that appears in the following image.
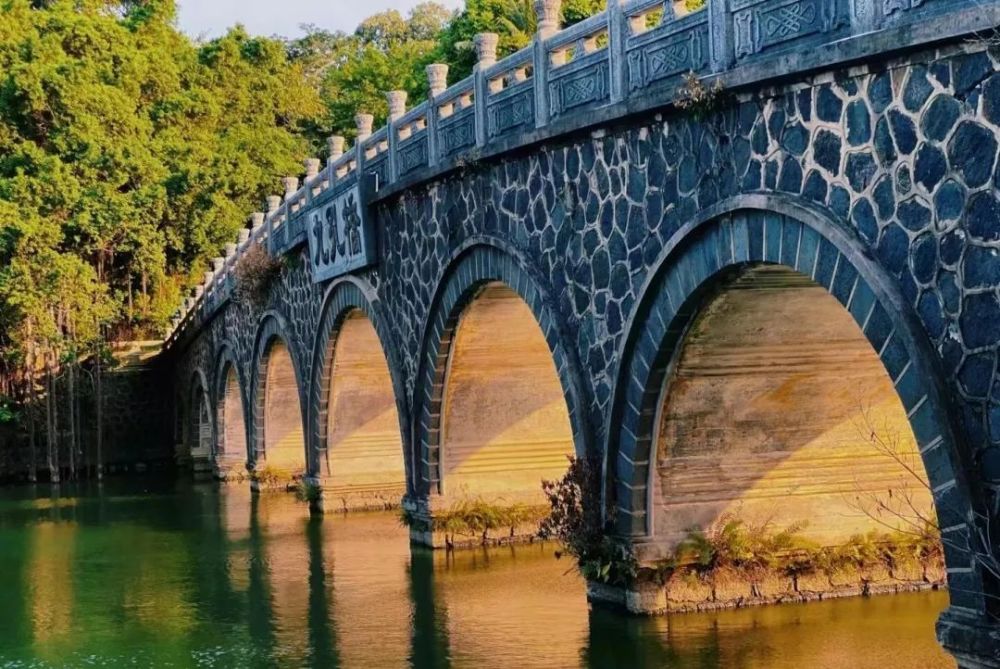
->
[487,89,534,138]
[630,25,709,91]
[549,62,609,118]
[399,139,428,175]
[439,115,476,156]
[735,0,847,59]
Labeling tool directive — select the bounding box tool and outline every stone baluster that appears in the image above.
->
[326,135,344,183]
[266,196,281,252]
[533,0,562,128]
[355,113,374,177]
[708,0,734,73]
[305,158,321,181]
[608,0,628,103]
[356,113,374,142]
[427,64,449,166]
[283,176,300,215]
[474,32,499,147]
[387,91,408,182]
[427,64,449,97]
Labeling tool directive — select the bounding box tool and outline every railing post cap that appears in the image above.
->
[474,33,499,67]
[386,90,408,122]
[267,195,282,213]
[282,176,299,196]
[534,0,562,38]
[251,212,266,228]
[238,229,251,244]
[304,158,321,178]
[355,113,374,140]
[426,63,450,96]
[328,135,345,160]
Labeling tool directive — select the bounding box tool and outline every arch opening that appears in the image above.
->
[608,205,984,621]
[190,382,213,476]
[216,362,248,478]
[651,264,934,549]
[260,339,306,480]
[318,309,405,509]
[439,282,574,506]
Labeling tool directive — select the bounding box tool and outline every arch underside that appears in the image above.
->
[259,338,307,479]
[216,362,248,476]
[611,205,984,614]
[413,243,591,512]
[653,264,932,547]
[441,282,574,505]
[320,310,405,508]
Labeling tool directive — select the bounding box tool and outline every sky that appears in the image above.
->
[177,0,464,40]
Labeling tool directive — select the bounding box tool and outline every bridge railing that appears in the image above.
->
[162,0,999,349]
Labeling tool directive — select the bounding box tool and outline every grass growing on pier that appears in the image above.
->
[400,497,548,548]
[658,514,944,594]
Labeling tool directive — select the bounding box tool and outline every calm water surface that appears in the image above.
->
[0,480,955,668]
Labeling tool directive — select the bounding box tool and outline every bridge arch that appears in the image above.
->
[187,368,213,474]
[250,311,309,481]
[412,238,594,504]
[306,276,410,506]
[607,193,988,616]
[213,342,250,477]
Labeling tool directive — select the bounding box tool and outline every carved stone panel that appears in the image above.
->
[438,110,476,157]
[549,60,610,119]
[733,0,848,60]
[487,87,535,138]
[398,137,429,176]
[627,21,710,92]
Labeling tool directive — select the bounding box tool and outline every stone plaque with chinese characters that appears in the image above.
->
[306,175,378,283]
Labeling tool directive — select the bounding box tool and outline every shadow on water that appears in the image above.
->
[0,480,955,669]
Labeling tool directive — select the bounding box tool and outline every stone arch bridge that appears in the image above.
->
[163,0,1000,663]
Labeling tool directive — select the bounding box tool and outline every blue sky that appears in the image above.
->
[177,0,464,39]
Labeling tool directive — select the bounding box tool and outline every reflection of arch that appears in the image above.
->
[607,193,986,615]
[306,277,408,502]
[213,343,250,474]
[250,313,308,474]
[412,238,593,498]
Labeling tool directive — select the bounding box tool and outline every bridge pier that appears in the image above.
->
[304,475,405,514]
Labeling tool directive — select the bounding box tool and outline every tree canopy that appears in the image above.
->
[0,0,320,389]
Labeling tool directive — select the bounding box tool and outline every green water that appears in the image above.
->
[0,480,955,668]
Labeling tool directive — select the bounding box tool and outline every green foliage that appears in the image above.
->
[662,514,944,584]
[539,457,637,586]
[250,464,293,488]
[0,395,17,424]
[433,496,547,546]
[288,4,451,141]
[0,0,320,394]
[434,0,605,83]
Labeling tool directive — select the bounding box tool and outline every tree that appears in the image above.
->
[0,0,322,478]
